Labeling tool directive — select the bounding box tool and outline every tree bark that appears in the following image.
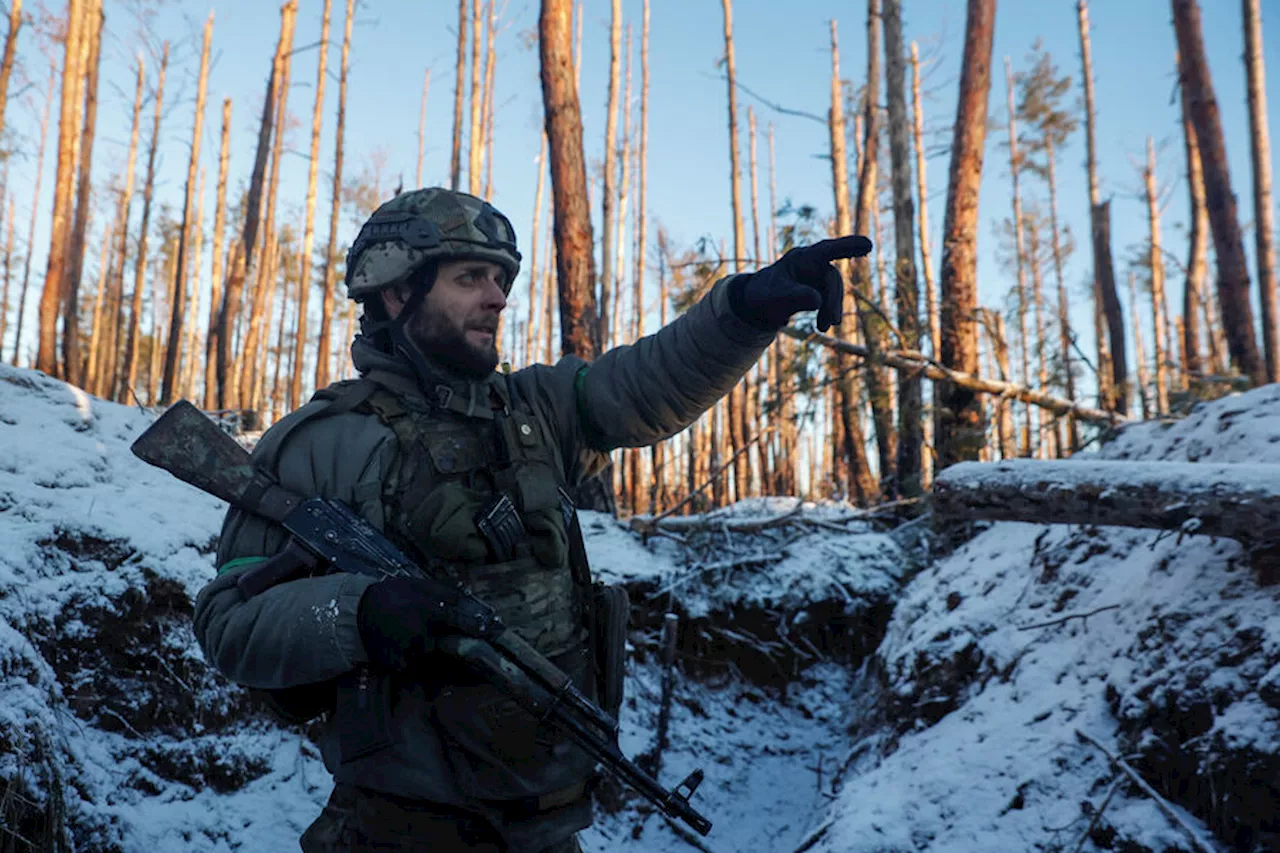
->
[980,308,1016,459]
[481,0,496,199]
[1077,0,1126,413]
[63,0,102,387]
[12,60,54,368]
[202,98,232,409]
[161,12,212,403]
[1004,56,1033,457]
[417,67,430,188]
[936,0,996,471]
[288,0,332,411]
[316,0,355,391]
[451,0,467,191]
[828,19,876,504]
[933,458,1280,550]
[1091,200,1128,412]
[885,0,922,497]
[37,0,86,376]
[0,197,11,362]
[612,24,633,350]
[598,0,620,352]
[540,0,600,359]
[468,0,482,195]
[1242,0,1278,382]
[851,0,896,496]
[1172,0,1263,385]
[1179,56,1206,379]
[1144,137,1169,414]
[122,43,166,401]
[0,0,24,145]
[526,133,546,366]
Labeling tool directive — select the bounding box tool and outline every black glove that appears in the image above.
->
[357,576,502,671]
[729,235,873,332]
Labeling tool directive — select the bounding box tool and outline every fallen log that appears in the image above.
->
[932,459,1280,547]
[781,326,1122,426]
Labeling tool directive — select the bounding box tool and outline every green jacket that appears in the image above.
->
[192,274,774,839]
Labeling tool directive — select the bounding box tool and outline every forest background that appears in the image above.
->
[0,0,1276,513]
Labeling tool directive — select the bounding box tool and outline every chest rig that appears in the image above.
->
[354,373,591,662]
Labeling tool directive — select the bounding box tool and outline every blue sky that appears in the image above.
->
[2,0,1278,394]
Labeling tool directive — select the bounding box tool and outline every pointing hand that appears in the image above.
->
[729,235,874,332]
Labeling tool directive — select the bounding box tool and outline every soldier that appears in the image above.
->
[193,187,870,852]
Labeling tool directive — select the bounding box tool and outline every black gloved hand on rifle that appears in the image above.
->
[729,234,874,332]
[358,576,502,671]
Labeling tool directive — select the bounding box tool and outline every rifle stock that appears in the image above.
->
[130,400,714,837]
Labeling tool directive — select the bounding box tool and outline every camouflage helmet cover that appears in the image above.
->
[344,187,522,299]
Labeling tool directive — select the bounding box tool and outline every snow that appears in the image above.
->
[2,362,1278,852]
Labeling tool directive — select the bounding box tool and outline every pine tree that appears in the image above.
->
[203,98,232,410]
[12,61,55,368]
[1242,0,1277,381]
[1172,0,1264,384]
[0,0,24,145]
[936,0,996,469]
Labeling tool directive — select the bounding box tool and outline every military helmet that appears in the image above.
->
[344,187,522,300]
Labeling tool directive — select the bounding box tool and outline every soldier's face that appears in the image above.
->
[403,259,509,377]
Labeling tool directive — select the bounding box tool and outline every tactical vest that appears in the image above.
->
[311,370,617,804]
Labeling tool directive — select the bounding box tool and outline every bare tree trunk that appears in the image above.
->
[909,42,939,363]
[981,309,1016,459]
[1172,0,1264,385]
[1144,136,1169,413]
[241,8,296,414]
[484,0,498,200]
[161,12,212,403]
[1004,56,1033,457]
[37,0,86,376]
[202,98,232,409]
[526,133,546,365]
[747,105,765,495]
[150,236,176,404]
[451,0,468,191]
[0,0,24,145]
[936,0,996,471]
[542,218,555,363]
[97,56,143,398]
[417,67,430,188]
[122,44,167,401]
[63,0,103,387]
[288,0,332,411]
[635,0,650,348]
[540,0,600,358]
[1179,57,1206,379]
[180,167,207,400]
[219,6,294,409]
[0,197,11,362]
[316,0,354,391]
[828,19,876,504]
[599,0,620,351]
[1077,0,1127,413]
[612,24,632,351]
[850,0,896,495]
[1026,212,1052,456]
[1242,0,1278,382]
[1129,271,1152,419]
[1044,139,1077,452]
[468,0,482,195]
[12,61,54,368]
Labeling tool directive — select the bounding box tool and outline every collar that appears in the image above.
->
[350,334,509,420]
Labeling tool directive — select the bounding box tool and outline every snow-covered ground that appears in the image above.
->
[1,361,1276,852]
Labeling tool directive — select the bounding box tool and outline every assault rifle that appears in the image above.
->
[130,400,713,837]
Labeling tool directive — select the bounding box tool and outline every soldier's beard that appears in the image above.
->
[407,310,500,379]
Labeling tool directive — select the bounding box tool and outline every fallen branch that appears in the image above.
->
[781,326,1121,425]
[635,503,802,535]
[1071,775,1123,853]
[1018,604,1122,632]
[933,459,1280,547]
[1074,728,1219,853]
